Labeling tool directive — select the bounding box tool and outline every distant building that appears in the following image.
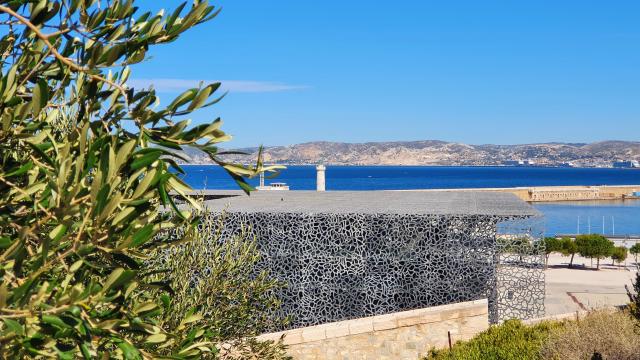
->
[502,160,536,167]
[256,172,290,191]
[613,160,640,168]
[557,162,574,168]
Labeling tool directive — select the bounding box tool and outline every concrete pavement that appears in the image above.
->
[544,253,637,315]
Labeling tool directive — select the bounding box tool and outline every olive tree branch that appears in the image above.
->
[0,5,128,104]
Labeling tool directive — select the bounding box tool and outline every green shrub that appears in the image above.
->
[425,320,561,360]
[541,309,640,360]
[146,211,290,359]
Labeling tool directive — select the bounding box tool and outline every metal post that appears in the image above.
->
[612,216,615,235]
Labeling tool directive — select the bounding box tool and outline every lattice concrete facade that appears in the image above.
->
[201,191,545,328]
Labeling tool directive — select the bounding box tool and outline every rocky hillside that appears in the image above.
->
[184,140,640,167]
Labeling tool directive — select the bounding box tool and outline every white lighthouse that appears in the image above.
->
[316,165,326,192]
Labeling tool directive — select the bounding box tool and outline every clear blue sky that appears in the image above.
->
[134,0,640,148]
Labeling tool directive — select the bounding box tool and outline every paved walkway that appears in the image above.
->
[545,253,638,315]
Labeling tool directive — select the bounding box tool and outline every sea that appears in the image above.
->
[179,165,640,236]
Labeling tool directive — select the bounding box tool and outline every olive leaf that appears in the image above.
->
[0,1,279,358]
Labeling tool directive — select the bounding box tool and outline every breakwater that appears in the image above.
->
[408,185,640,202]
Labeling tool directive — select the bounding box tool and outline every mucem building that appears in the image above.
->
[201,190,545,328]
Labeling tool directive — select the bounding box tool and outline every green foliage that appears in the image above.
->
[559,237,577,256]
[427,310,640,360]
[543,237,562,266]
[498,237,536,256]
[145,211,290,359]
[611,246,628,265]
[425,320,561,360]
[575,234,614,269]
[630,243,640,262]
[0,1,279,357]
[543,237,562,255]
[559,237,578,268]
[627,266,640,321]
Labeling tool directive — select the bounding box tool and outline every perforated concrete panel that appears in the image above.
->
[200,191,545,328]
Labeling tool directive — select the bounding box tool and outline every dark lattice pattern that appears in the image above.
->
[198,211,544,328]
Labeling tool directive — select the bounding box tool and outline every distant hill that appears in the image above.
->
[181,140,640,167]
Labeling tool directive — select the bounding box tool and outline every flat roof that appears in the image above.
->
[198,190,540,217]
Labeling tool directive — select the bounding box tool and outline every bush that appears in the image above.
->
[541,310,640,360]
[425,320,561,360]
[426,310,640,360]
[146,211,290,359]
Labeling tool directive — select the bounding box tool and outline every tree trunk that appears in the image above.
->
[569,253,574,268]
[597,257,600,270]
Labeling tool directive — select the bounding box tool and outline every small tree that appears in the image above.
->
[630,243,640,264]
[543,237,562,267]
[576,235,593,267]
[560,237,578,268]
[576,234,614,270]
[611,246,628,267]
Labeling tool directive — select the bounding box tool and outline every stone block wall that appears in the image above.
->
[258,299,489,360]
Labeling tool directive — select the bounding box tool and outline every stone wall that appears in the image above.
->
[259,299,489,360]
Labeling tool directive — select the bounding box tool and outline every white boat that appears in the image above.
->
[256,172,289,191]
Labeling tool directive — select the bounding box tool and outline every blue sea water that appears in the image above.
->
[179,165,640,235]
[181,165,640,191]
[534,200,640,237]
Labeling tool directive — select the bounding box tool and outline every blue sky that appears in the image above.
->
[134,1,640,148]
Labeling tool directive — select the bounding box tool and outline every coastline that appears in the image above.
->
[179,163,640,169]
